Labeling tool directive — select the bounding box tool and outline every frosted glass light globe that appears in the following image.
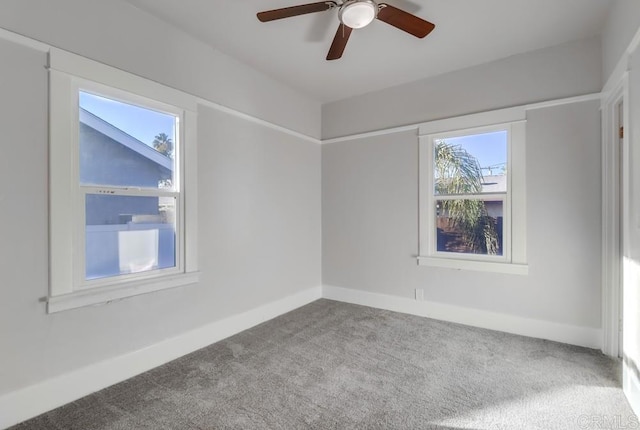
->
[339,1,377,29]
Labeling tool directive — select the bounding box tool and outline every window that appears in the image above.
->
[48,49,199,312]
[418,109,527,274]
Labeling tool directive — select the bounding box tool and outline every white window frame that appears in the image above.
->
[48,49,199,313]
[417,107,528,275]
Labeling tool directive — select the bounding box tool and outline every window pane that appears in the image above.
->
[85,194,176,280]
[434,131,507,195]
[79,91,176,189]
[436,199,503,256]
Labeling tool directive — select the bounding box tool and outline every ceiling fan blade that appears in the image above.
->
[376,3,435,38]
[257,1,336,22]
[327,24,353,60]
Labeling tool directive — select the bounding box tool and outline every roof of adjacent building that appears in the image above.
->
[80,108,173,172]
[481,175,507,194]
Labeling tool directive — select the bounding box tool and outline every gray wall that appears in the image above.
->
[322,100,602,329]
[602,0,640,84]
[0,0,320,139]
[0,0,628,406]
[0,4,321,397]
[321,33,605,331]
[322,37,602,139]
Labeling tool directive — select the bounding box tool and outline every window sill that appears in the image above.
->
[47,271,200,313]
[417,256,528,275]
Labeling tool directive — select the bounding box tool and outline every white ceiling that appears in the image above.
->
[123,0,614,103]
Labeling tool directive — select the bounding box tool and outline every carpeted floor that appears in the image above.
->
[11,299,637,430]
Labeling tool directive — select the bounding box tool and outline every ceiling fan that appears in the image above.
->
[257,0,435,60]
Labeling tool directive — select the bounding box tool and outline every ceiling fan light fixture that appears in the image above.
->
[339,0,377,29]
[257,1,436,61]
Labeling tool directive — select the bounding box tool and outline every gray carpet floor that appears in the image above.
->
[11,299,637,430]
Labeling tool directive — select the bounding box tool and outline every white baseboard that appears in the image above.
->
[624,359,640,419]
[0,286,322,430]
[323,285,602,349]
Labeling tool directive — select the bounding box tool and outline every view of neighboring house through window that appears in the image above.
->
[48,49,198,313]
[79,91,179,280]
[433,130,508,257]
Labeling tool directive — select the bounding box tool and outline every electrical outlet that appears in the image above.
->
[415,288,424,301]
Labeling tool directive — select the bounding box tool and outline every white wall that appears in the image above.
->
[0,0,321,401]
[322,37,602,139]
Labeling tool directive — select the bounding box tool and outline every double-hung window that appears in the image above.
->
[418,109,527,274]
[48,49,198,312]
